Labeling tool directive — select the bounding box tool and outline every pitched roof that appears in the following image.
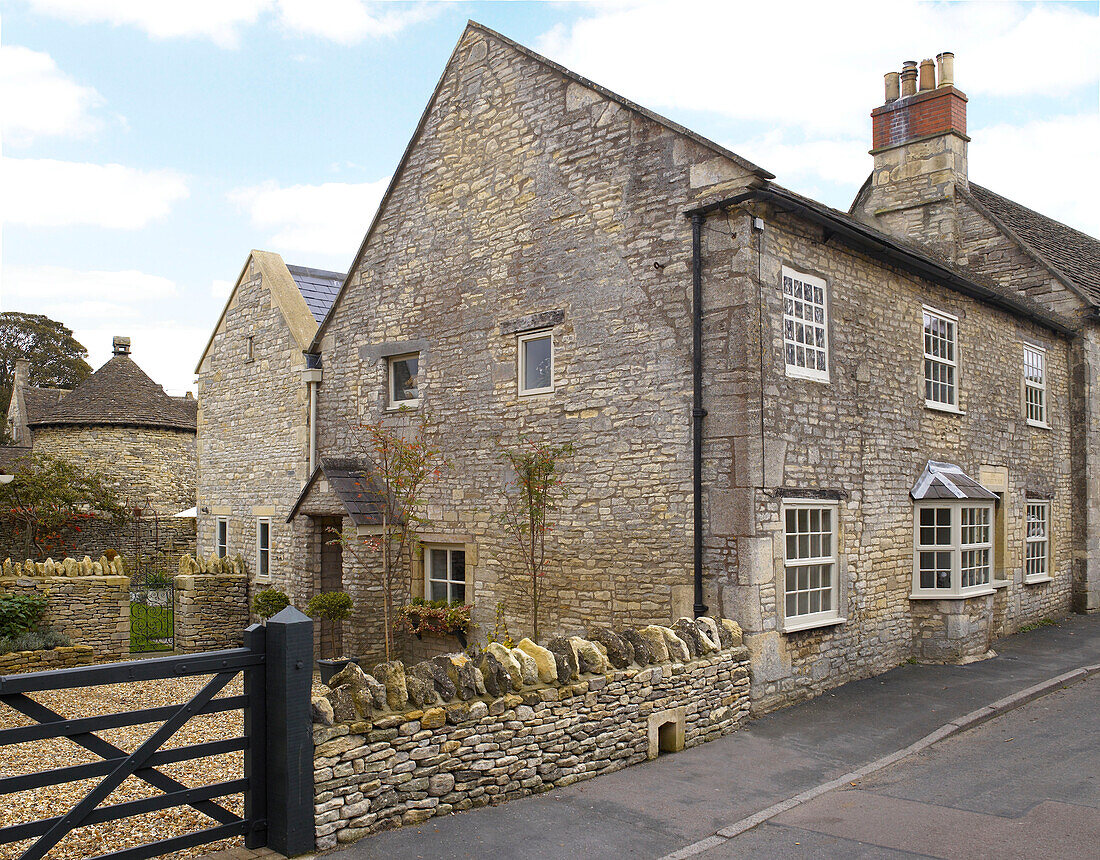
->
[30,354,196,432]
[309,20,774,353]
[21,387,69,423]
[911,461,997,501]
[966,184,1100,307]
[691,183,1077,337]
[286,457,386,525]
[0,446,31,474]
[288,265,345,323]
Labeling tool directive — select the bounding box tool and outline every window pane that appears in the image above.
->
[390,355,419,403]
[430,580,448,602]
[430,549,447,579]
[452,583,466,604]
[450,550,466,584]
[523,336,552,390]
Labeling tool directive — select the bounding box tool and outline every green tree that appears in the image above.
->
[0,452,129,559]
[0,312,92,442]
[498,439,574,643]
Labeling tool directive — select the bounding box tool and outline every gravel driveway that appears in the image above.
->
[1,673,247,860]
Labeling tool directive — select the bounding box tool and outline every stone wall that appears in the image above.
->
[0,645,95,675]
[311,617,749,848]
[312,24,762,651]
[0,556,130,659]
[174,554,250,653]
[32,424,196,517]
[705,203,1076,712]
[196,251,317,601]
[911,595,995,663]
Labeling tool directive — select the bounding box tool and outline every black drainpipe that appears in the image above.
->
[691,213,708,619]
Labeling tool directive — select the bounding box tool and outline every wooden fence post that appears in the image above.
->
[264,606,314,856]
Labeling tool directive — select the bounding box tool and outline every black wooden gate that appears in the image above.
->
[0,607,315,859]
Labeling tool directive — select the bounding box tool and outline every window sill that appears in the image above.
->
[909,588,995,601]
[924,401,964,416]
[992,578,1010,590]
[785,368,831,385]
[518,388,555,397]
[386,402,420,412]
[1024,575,1054,586]
[1026,420,1051,430]
[781,615,846,634]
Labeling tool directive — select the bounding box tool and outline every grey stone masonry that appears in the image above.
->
[0,556,130,659]
[0,645,95,675]
[311,618,749,848]
[174,555,250,653]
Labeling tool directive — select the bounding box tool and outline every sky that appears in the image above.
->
[0,0,1097,395]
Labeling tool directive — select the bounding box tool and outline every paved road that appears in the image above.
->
[702,674,1100,858]
[332,615,1100,860]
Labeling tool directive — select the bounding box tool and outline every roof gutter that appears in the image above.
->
[685,187,1076,338]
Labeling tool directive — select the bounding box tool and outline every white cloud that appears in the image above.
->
[2,158,189,229]
[275,0,438,44]
[0,46,105,146]
[1,266,177,317]
[24,0,436,47]
[23,0,270,49]
[536,1,1099,137]
[970,114,1100,238]
[228,176,389,260]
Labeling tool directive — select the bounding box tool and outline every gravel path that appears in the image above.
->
[1,674,247,860]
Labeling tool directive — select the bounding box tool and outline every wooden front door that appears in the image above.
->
[318,517,344,658]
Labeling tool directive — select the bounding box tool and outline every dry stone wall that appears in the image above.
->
[174,555,250,653]
[0,645,95,675]
[311,617,749,848]
[0,556,130,659]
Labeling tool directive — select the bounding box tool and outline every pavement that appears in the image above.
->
[323,613,1100,860]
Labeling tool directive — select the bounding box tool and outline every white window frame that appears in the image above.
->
[215,517,229,559]
[1023,344,1048,428]
[780,266,830,383]
[781,501,843,632]
[256,517,271,580]
[923,306,959,412]
[387,352,421,409]
[424,545,467,604]
[1024,500,1052,584]
[912,501,994,598]
[518,330,554,396]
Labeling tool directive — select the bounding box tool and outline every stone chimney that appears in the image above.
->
[13,359,29,391]
[852,53,969,261]
[113,336,131,356]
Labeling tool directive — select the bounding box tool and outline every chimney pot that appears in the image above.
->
[884,72,900,102]
[936,52,954,88]
[919,58,936,91]
[112,336,131,356]
[900,61,918,97]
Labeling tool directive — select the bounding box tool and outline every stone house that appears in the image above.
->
[1,336,197,560]
[267,23,1088,709]
[197,24,1093,710]
[195,250,343,606]
[849,54,1100,616]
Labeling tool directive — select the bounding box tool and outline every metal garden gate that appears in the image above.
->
[0,607,315,859]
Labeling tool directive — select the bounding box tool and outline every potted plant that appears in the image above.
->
[395,597,472,649]
[306,590,354,684]
[251,588,290,623]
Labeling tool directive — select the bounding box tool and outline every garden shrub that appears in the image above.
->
[0,628,71,654]
[252,588,291,620]
[0,594,49,638]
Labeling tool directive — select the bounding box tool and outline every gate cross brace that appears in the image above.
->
[8,674,239,860]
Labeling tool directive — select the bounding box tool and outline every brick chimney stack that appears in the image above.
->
[871,53,967,153]
[851,53,969,261]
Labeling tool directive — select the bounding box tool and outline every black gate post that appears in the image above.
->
[264,606,315,856]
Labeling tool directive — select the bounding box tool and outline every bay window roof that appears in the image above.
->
[910,461,998,501]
